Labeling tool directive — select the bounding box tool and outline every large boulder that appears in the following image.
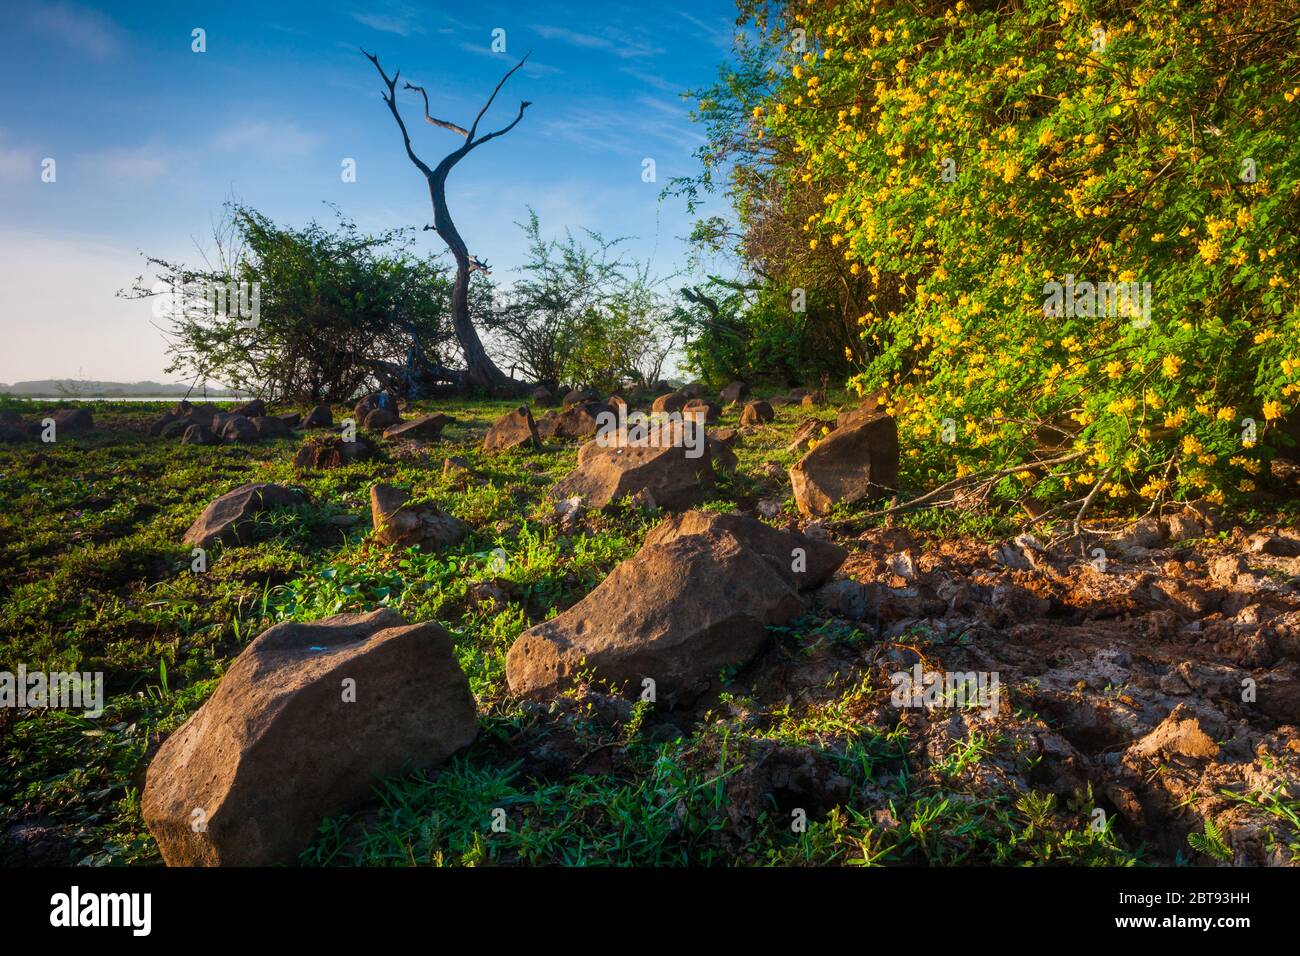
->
[506,521,814,702]
[562,388,596,408]
[550,422,718,510]
[384,413,454,442]
[789,412,899,517]
[536,401,612,441]
[643,510,845,591]
[530,385,557,407]
[369,484,469,550]
[483,406,541,453]
[740,400,775,425]
[182,483,307,549]
[142,608,477,866]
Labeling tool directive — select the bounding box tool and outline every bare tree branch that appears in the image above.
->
[361,49,434,178]
[468,51,532,141]
[402,81,470,137]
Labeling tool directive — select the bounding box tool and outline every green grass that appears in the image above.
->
[0,393,1143,866]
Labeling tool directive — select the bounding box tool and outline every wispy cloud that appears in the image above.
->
[79,141,173,182]
[211,121,321,159]
[349,2,432,37]
[458,42,563,78]
[530,23,663,60]
[29,2,123,60]
[0,131,36,184]
[537,102,703,157]
[677,11,735,55]
[621,67,689,97]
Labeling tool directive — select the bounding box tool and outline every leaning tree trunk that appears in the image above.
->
[365,48,533,395]
[428,173,509,391]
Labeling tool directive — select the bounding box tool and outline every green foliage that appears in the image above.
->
[694,0,1300,507]
[485,211,679,392]
[125,202,463,404]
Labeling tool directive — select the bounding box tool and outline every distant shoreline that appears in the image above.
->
[4,395,244,403]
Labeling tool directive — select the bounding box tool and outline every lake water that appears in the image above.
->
[10,396,246,403]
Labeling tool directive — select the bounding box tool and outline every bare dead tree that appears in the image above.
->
[364,48,531,393]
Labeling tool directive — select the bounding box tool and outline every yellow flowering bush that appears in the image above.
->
[706,0,1300,507]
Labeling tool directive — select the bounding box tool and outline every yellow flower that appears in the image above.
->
[1162,355,1182,378]
[1264,400,1284,421]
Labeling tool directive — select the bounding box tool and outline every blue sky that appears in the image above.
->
[0,0,738,383]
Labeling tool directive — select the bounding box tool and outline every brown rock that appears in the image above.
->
[643,510,845,591]
[180,423,214,446]
[251,415,292,439]
[683,399,720,424]
[562,388,596,407]
[182,483,308,549]
[530,385,557,406]
[141,608,477,865]
[551,423,718,510]
[214,413,258,443]
[292,435,375,470]
[50,408,93,434]
[369,484,469,550]
[789,412,898,517]
[442,456,477,486]
[229,398,265,418]
[302,405,333,428]
[536,401,612,441]
[361,407,400,430]
[836,390,888,428]
[720,381,748,405]
[1126,704,1221,762]
[651,391,688,414]
[384,413,454,442]
[506,529,806,702]
[740,400,775,425]
[353,391,399,425]
[788,419,833,453]
[1248,533,1300,557]
[483,406,542,453]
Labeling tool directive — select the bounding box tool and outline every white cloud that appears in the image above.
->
[530,23,663,60]
[0,131,36,184]
[29,3,123,60]
[79,141,173,183]
[212,121,321,159]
